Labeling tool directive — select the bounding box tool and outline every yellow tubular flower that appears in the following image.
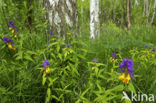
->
[52,38,55,41]
[14,35,17,38]
[8,44,12,49]
[9,27,12,30]
[110,57,117,63]
[118,73,125,80]
[118,73,131,84]
[67,33,71,35]
[12,30,15,33]
[92,67,95,70]
[45,68,50,74]
[69,50,72,53]
[67,50,73,55]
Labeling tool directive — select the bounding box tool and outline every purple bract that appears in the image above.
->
[66,44,70,48]
[112,53,116,59]
[42,59,50,69]
[119,58,134,78]
[92,58,98,63]
[3,37,14,45]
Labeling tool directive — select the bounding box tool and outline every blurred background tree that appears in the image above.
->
[0,0,156,38]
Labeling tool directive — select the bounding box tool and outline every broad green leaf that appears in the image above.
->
[42,75,46,85]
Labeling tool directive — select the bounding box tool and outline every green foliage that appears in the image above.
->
[1,22,155,102]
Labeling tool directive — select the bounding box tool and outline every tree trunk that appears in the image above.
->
[151,0,156,26]
[100,0,103,25]
[144,0,149,25]
[44,0,78,38]
[90,0,100,39]
[27,0,33,33]
[122,0,127,28]
[127,0,131,30]
[135,0,139,5]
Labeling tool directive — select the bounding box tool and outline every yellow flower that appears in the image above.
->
[67,33,71,35]
[11,30,15,33]
[8,44,12,49]
[118,73,131,84]
[152,54,155,57]
[92,67,95,70]
[110,57,117,63]
[14,35,17,38]
[67,49,73,54]
[45,68,50,74]
[69,50,72,53]
[9,27,12,30]
[52,38,55,41]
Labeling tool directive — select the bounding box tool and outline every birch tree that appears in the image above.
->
[44,0,78,37]
[144,0,149,25]
[151,0,156,26]
[90,0,100,39]
[135,0,139,5]
[127,0,131,30]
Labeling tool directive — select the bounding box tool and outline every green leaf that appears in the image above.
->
[51,53,56,59]
[24,55,34,62]
[48,77,58,87]
[45,88,51,103]
[15,51,23,60]
[106,85,124,94]
[57,45,60,52]
[42,75,46,85]
[47,88,51,98]
[51,95,60,101]
[128,82,136,94]
[58,53,62,61]
[124,99,132,103]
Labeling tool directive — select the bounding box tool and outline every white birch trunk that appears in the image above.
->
[151,0,156,26]
[144,0,149,25]
[127,0,131,30]
[44,0,78,37]
[135,0,139,5]
[90,0,100,39]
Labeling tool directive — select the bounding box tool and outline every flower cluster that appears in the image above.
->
[145,45,149,49]
[92,58,98,70]
[151,49,156,57]
[67,32,72,40]
[66,44,70,48]
[8,20,17,38]
[3,37,16,50]
[69,26,72,30]
[2,20,19,50]
[92,58,98,63]
[118,58,134,84]
[50,31,53,35]
[112,53,116,59]
[152,49,156,52]
[3,37,14,45]
[65,44,73,54]
[42,60,51,75]
[110,53,117,63]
